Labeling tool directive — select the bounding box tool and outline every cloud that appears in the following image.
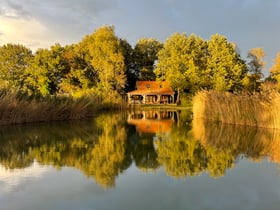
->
[0,0,30,19]
[0,0,117,49]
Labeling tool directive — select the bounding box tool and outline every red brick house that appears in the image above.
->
[127,81,175,104]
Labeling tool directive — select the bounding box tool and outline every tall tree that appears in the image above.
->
[247,47,266,78]
[0,44,33,89]
[244,47,266,91]
[180,34,208,93]
[155,33,189,103]
[119,39,136,92]
[26,44,66,96]
[59,44,98,94]
[134,38,163,81]
[270,52,280,88]
[89,26,126,95]
[207,34,247,91]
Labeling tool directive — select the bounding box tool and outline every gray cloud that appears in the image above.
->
[1,0,280,73]
[0,0,31,19]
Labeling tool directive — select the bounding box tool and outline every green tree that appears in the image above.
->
[119,39,136,92]
[179,34,208,93]
[0,44,33,89]
[59,44,98,94]
[207,34,247,91]
[134,38,163,81]
[155,33,189,103]
[89,26,126,96]
[26,44,66,96]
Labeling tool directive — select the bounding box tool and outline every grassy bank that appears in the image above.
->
[193,90,280,129]
[0,89,125,125]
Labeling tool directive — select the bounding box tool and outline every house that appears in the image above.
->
[127,81,175,104]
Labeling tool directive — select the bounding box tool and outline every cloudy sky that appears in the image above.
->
[0,0,280,74]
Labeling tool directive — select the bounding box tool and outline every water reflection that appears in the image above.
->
[192,118,280,163]
[127,110,178,133]
[0,110,279,189]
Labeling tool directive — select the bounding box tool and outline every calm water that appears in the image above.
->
[0,110,280,210]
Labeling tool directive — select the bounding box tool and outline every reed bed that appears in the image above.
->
[0,90,102,125]
[193,90,280,129]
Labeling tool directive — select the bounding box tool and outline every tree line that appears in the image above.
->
[0,25,279,100]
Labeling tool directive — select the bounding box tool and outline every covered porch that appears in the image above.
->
[128,93,174,104]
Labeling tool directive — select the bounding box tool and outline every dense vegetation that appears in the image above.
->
[1,25,280,124]
[1,25,279,99]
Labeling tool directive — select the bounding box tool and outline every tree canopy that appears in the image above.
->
[0,25,276,99]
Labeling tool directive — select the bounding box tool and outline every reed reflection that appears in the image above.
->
[192,118,280,163]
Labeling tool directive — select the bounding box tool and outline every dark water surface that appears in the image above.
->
[0,110,280,210]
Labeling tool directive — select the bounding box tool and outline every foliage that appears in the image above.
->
[270,52,280,89]
[134,38,163,81]
[207,34,247,91]
[156,33,248,98]
[0,25,274,107]
[247,47,265,78]
[0,44,33,89]
[155,33,191,103]
[88,26,126,94]
[119,39,136,91]
[25,44,67,96]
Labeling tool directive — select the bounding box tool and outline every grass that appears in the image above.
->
[193,90,280,129]
[0,89,124,125]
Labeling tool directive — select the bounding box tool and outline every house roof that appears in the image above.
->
[127,81,174,95]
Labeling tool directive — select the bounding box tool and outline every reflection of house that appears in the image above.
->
[127,81,175,104]
[127,111,176,133]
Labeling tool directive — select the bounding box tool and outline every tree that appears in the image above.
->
[155,33,189,103]
[58,44,98,94]
[134,38,163,81]
[0,44,33,89]
[179,34,208,93]
[207,34,247,91]
[89,26,126,95]
[119,39,136,92]
[26,44,66,96]
[247,47,265,78]
[244,48,266,91]
[270,53,280,82]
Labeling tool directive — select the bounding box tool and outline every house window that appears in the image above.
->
[146,84,150,89]
[159,84,162,88]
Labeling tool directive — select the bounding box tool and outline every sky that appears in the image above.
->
[0,0,280,75]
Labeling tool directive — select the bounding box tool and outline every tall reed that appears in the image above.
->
[193,90,280,129]
[0,89,101,125]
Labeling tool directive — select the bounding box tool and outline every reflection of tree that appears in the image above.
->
[155,126,234,178]
[127,128,160,171]
[0,121,98,169]
[86,113,130,188]
[0,116,131,188]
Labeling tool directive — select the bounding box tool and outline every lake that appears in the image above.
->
[0,110,280,210]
